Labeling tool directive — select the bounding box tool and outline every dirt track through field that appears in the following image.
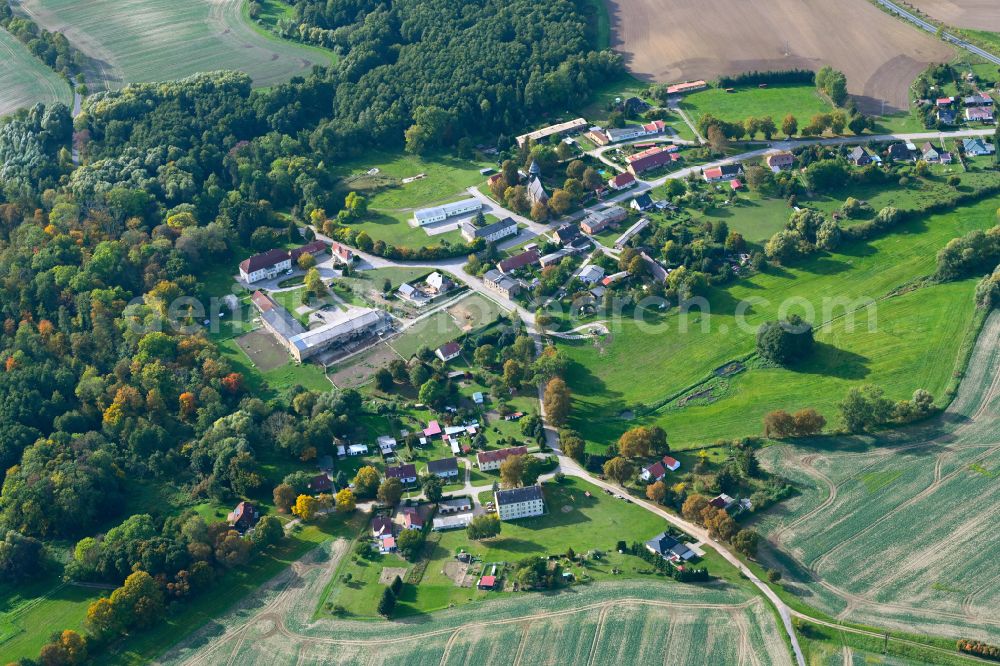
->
[604,0,955,112]
[906,0,1000,31]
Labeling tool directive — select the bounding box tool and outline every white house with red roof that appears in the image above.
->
[476,445,528,471]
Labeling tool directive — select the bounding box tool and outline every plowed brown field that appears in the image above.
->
[907,0,1000,32]
[605,0,955,112]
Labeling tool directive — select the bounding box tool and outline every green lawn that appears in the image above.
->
[680,84,834,131]
[0,578,102,662]
[217,336,331,396]
[388,311,463,360]
[0,27,73,118]
[558,193,1000,451]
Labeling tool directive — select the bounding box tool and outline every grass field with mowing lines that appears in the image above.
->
[0,579,101,662]
[18,0,330,91]
[0,27,73,117]
[558,193,1000,450]
[680,84,835,130]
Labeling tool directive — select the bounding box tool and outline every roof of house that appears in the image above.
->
[386,463,417,479]
[372,516,393,534]
[663,455,680,470]
[477,446,529,464]
[401,507,423,527]
[644,462,667,478]
[228,501,256,525]
[466,216,517,239]
[498,249,541,273]
[309,474,332,491]
[424,420,442,436]
[709,493,735,509]
[240,247,290,274]
[427,457,459,474]
[495,484,544,506]
[633,193,653,208]
[579,265,605,283]
[766,152,794,166]
[437,341,461,358]
[483,269,519,292]
[553,223,581,243]
[290,240,328,262]
[478,575,497,587]
[887,143,912,158]
[645,532,679,555]
[609,172,636,188]
[967,106,994,118]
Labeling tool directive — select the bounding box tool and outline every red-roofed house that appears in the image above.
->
[227,501,259,532]
[435,342,461,362]
[331,242,354,264]
[608,172,636,190]
[641,462,667,482]
[666,80,707,95]
[730,179,742,190]
[307,473,333,493]
[662,456,680,471]
[626,146,677,176]
[497,249,540,274]
[372,516,394,537]
[478,575,497,590]
[765,152,795,172]
[476,445,529,471]
[401,507,424,530]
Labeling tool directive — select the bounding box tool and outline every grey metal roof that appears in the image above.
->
[495,484,544,506]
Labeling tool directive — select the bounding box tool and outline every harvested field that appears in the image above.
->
[605,0,954,112]
[326,342,400,389]
[907,0,1000,32]
[159,565,793,665]
[0,27,73,117]
[14,0,329,92]
[754,311,1000,642]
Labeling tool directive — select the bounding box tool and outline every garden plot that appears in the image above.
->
[234,328,289,372]
[755,311,1000,641]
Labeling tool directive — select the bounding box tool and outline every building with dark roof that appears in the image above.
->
[552,223,581,245]
[427,457,459,478]
[227,501,259,532]
[385,463,418,485]
[483,269,520,298]
[461,216,518,243]
[495,485,545,520]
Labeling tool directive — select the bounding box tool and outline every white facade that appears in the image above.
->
[241,257,291,284]
[494,486,545,521]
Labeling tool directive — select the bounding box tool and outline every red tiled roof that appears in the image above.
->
[477,446,528,464]
[291,240,329,261]
[479,575,496,587]
[240,247,290,274]
[437,342,461,358]
[663,455,680,470]
[423,420,442,437]
[498,249,540,273]
[609,172,635,188]
[645,462,666,478]
[704,167,723,179]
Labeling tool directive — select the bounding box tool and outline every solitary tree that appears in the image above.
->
[467,514,501,540]
[335,488,356,513]
[602,456,634,485]
[543,377,571,426]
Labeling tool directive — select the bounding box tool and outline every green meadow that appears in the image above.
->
[0,27,73,117]
[559,194,1000,450]
[680,84,834,130]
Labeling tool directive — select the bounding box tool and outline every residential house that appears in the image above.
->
[963,94,992,107]
[239,248,292,284]
[413,198,482,226]
[378,536,397,553]
[290,240,329,265]
[435,342,462,362]
[227,501,259,532]
[347,443,369,456]
[377,435,398,456]
[385,463,418,485]
[935,96,953,107]
[477,575,497,590]
[938,108,958,125]
[423,420,442,438]
[495,485,545,521]
[709,493,737,510]
[498,249,540,274]
[849,146,874,166]
[476,446,529,471]
[703,163,743,182]
[765,152,795,172]
[307,473,333,493]
[483,269,521,298]
[580,206,628,235]
[920,142,940,162]
[939,151,953,164]
[626,145,676,176]
[400,507,424,530]
[397,283,429,305]
[631,193,654,211]
[623,96,651,114]
[552,223,582,245]
[608,172,636,191]
[372,516,393,538]
[640,251,669,283]
[578,265,605,285]
[885,143,914,161]
[539,248,572,268]
[461,216,518,243]
[966,106,995,122]
[472,391,484,405]
[527,177,549,205]
[425,272,451,294]
[427,457,460,479]
[662,456,680,471]
[645,532,695,561]
[330,241,354,264]
[640,461,668,482]
[963,138,995,156]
